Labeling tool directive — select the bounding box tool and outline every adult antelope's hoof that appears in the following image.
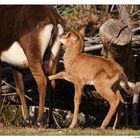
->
[34,121,43,128]
[24,119,32,127]
[44,123,50,129]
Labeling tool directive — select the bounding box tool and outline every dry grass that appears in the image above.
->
[0,127,140,136]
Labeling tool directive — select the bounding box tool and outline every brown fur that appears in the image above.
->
[0,5,64,127]
[49,29,132,129]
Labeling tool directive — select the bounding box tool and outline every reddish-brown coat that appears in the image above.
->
[49,29,132,129]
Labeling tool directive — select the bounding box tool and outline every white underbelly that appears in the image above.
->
[0,24,53,68]
[1,42,28,68]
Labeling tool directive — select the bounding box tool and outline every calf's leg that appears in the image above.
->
[112,90,124,129]
[69,83,83,128]
[95,85,120,129]
[49,71,71,82]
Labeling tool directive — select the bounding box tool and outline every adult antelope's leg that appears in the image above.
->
[46,81,54,128]
[12,68,30,124]
[69,82,83,128]
[46,66,57,127]
[32,66,46,126]
[19,34,47,126]
[44,24,63,127]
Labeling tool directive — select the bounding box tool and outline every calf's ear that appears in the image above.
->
[79,26,85,37]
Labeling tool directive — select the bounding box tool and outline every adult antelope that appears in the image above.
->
[49,29,133,129]
[0,5,64,127]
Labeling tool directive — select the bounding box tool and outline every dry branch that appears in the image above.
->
[132,27,140,33]
[84,44,103,52]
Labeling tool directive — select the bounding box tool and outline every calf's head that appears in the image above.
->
[59,28,85,51]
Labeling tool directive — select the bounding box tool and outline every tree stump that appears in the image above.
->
[99,5,135,81]
[99,18,132,47]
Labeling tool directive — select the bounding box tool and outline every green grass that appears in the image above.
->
[0,127,140,136]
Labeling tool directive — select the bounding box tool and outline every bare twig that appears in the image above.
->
[130,5,135,14]
[0,96,6,112]
[110,5,115,13]
[2,80,16,90]
[130,9,140,17]
[132,27,140,33]
[1,92,17,96]
[132,35,140,42]
[131,20,140,25]
[52,114,62,129]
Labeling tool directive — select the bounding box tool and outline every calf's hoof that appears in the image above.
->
[69,123,79,129]
[100,126,106,130]
[112,126,116,130]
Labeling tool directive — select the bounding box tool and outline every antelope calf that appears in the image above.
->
[49,29,133,129]
[0,6,64,127]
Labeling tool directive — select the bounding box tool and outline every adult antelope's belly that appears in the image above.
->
[1,42,29,68]
[0,24,54,68]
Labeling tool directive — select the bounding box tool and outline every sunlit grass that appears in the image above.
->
[0,127,140,136]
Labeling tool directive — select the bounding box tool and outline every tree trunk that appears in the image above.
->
[132,82,140,128]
